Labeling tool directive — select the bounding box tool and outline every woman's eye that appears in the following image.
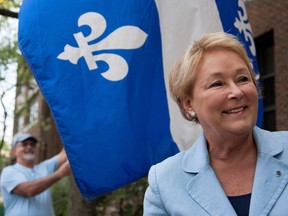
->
[238,76,249,82]
[209,81,222,88]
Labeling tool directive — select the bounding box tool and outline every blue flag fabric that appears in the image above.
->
[215,0,264,126]
[18,0,262,199]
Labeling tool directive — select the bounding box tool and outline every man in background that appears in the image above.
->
[0,133,71,216]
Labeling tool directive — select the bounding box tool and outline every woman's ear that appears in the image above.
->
[181,97,193,114]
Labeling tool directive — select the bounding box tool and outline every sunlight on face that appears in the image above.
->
[190,49,258,139]
[14,140,38,166]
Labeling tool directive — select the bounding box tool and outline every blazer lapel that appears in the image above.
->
[186,166,237,216]
[182,133,237,216]
[249,155,288,216]
[250,127,288,216]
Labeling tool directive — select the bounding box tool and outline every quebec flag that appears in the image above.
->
[18,0,262,199]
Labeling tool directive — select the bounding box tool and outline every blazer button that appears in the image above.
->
[276,170,281,177]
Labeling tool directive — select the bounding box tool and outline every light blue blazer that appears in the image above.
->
[144,127,288,215]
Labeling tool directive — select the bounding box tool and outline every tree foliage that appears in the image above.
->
[0,8,19,151]
[0,0,21,18]
[0,139,9,170]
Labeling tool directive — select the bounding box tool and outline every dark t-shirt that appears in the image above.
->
[228,193,251,216]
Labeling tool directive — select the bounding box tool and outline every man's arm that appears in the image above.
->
[57,148,68,167]
[12,160,70,197]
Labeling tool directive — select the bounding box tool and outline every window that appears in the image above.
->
[17,116,24,132]
[255,31,276,131]
[29,99,39,124]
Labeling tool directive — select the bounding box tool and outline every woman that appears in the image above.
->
[143,32,288,216]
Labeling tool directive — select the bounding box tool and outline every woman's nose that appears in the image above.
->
[227,83,244,100]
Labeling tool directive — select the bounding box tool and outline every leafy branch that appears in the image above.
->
[0,84,14,151]
[0,8,18,18]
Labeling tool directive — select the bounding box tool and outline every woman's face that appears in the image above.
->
[184,49,258,138]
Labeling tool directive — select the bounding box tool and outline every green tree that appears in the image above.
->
[0,0,21,144]
[0,139,9,170]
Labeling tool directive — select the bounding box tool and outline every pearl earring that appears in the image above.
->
[190,111,196,117]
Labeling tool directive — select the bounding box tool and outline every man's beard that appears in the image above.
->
[23,153,36,163]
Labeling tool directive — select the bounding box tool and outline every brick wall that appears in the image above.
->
[246,0,288,130]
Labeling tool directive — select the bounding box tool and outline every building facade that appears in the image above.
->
[13,58,62,162]
[246,0,288,131]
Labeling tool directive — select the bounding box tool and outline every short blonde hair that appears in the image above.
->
[169,32,257,122]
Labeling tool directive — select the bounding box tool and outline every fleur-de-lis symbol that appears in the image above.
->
[234,0,256,57]
[57,12,148,81]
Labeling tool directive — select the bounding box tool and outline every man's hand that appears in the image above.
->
[56,160,71,178]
